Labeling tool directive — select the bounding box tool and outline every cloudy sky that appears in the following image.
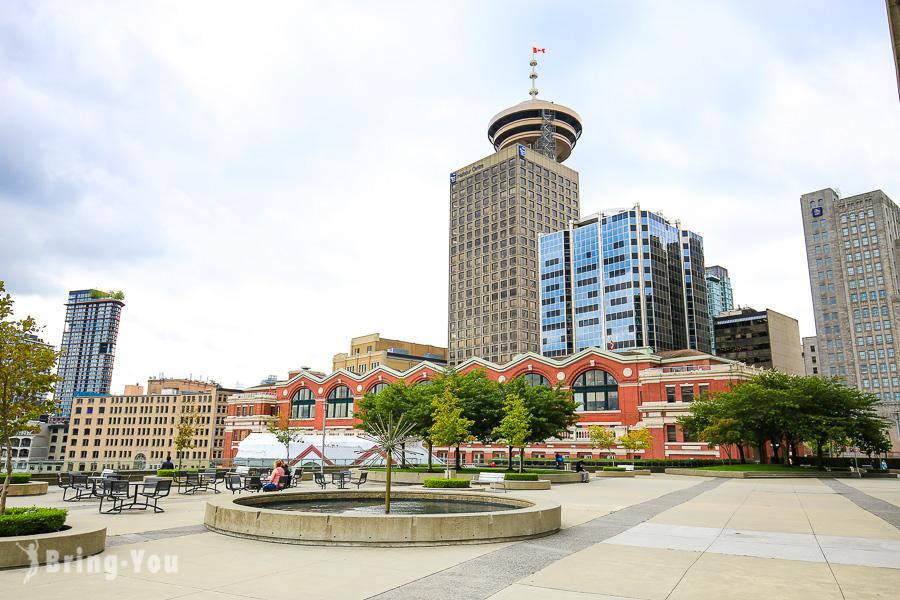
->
[2,1,899,392]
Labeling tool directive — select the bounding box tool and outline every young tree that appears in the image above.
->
[505,377,579,469]
[428,381,473,475]
[268,412,303,464]
[619,427,653,463]
[588,425,617,466]
[358,413,418,513]
[0,283,59,515]
[492,394,532,473]
[438,369,504,466]
[174,398,200,469]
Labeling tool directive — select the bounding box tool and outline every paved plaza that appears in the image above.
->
[3,474,899,599]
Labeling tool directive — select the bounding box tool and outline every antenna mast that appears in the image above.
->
[530,48,557,161]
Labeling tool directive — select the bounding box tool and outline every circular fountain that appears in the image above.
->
[204,488,561,546]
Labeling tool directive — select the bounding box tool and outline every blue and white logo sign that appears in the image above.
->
[812,207,823,217]
[450,173,457,184]
[518,145,526,157]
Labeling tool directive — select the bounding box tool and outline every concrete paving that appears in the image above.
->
[1,474,898,599]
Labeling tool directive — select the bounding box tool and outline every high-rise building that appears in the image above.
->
[801,188,900,432]
[705,265,734,353]
[713,307,803,375]
[54,289,125,421]
[539,207,712,357]
[447,58,583,366]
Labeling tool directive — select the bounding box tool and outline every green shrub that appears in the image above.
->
[423,478,470,488]
[0,474,32,485]
[505,473,539,481]
[633,466,644,470]
[0,507,67,537]
[156,469,175,477]
[866,468,890,473]
[602,467,626,472]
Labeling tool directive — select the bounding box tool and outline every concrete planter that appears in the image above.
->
[596,471,636,478]
[3,481,49,496]
[633,470,651,475]
[665,468,863,479]
[0,522,106,569]
[366,470,576,485]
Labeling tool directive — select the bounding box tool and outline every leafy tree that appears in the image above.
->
[268,412,303,464]
[174,398,200,469]
[619,427,653,463]
[492,394,532,473]
[0,283,59,515]
[428,381,473,473]
[502,377,579,468]
[587,425,617,466]
[356,379,419,467]
[358,413,417,513]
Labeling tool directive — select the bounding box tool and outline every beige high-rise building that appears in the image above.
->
[332,333,446,374]
[713,307,804,376]
[64,377,240,471]
[448,58,583,366]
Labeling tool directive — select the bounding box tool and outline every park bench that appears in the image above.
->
[470,472,507,492]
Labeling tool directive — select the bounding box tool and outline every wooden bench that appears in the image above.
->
[471,472,507,492]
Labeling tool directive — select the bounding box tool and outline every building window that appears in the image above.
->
[369,382,388,395]
[572,369,619,411]
[666,425,677,442]
[520,373,550,387]
[681,385,694,402]
[326,385,353,419]
[291,388,315,419]
[666,387,676,403]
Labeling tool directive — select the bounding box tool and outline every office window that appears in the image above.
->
[666,425,677,443]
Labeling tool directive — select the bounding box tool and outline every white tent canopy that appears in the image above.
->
[234,433,442,467]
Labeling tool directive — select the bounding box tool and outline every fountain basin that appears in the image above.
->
[204,489,560,546]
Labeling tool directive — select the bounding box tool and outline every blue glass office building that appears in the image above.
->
[539,207,711,357]
[705,265,734,353]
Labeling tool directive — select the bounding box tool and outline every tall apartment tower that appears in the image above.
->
[801,188,900,419]
[54,289,125,421]
[539,208,712,357]
[448,58,583,366]
[705,265,734,353]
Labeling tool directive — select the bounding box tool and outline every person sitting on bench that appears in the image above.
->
[575,460,589,482]
[263,460,285,492]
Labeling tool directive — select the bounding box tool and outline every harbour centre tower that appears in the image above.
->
[447,58,583,366]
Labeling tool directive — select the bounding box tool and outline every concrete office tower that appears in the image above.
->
[801,188,900,431]
[713,307,803,375]
[539,207,712,357]
[448,57,583,366]
[54,289,125,421]
[802,336,820,377]
[705,265,734,353]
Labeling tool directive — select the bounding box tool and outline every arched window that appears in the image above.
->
[572,369,619,411]
[520,372,550,388]
[326,385,353,419]
[291,388,315,419]
[414,379,431,387]
[369,383,388,395]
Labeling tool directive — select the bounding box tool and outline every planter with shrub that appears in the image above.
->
[423,478,470,489]
[0,507,106,569]
[0,507,67,538]
[0,474,32,485]
[505,473,539,481]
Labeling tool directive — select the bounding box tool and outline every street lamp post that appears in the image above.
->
[321,400,328,476]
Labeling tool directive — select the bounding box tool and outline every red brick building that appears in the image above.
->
[224,348,758,463]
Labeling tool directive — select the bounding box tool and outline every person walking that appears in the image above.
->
[555,452,563,470]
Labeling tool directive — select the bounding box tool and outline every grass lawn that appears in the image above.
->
[697,464,817,472]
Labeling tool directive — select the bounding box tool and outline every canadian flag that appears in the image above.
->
[609,340,615,351]
[533,47,546,54]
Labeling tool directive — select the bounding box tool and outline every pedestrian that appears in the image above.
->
[555,452,563,470]
[161,455,175,470]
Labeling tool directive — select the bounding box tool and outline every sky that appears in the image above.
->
[2,1,899,393]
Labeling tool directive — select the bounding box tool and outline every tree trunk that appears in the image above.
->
[0,438,13,515]
[815,440,825,468]
[401,442,406,469]
[426,440,434,473]
[385,452,392,514]
[507,445,514,471]
[758,441,767,464]
[455,445,461,470]
[737,444,746,464]
[519,447,525,473]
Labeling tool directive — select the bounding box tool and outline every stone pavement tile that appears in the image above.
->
[829,563,900,599]
[817,534,900,552]
[162,592,263,600]
[219,560,438,600]
[722,505,815,535]
[720,528,820,547]
[519,544,699,600]
[646,502,737,529]
[602,531,711,553]
[323,541,514,573]
[666,553,843,600]
[630,522,721,540]
[706,537,825,562]
[800,492,900,539]
[820,547,900,569]
[11,572,201,600]
[487,583,640,600]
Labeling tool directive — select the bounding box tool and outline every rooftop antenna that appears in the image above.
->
[530,47,557,160]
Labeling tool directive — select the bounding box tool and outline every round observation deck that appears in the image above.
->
[487,99,583,163]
